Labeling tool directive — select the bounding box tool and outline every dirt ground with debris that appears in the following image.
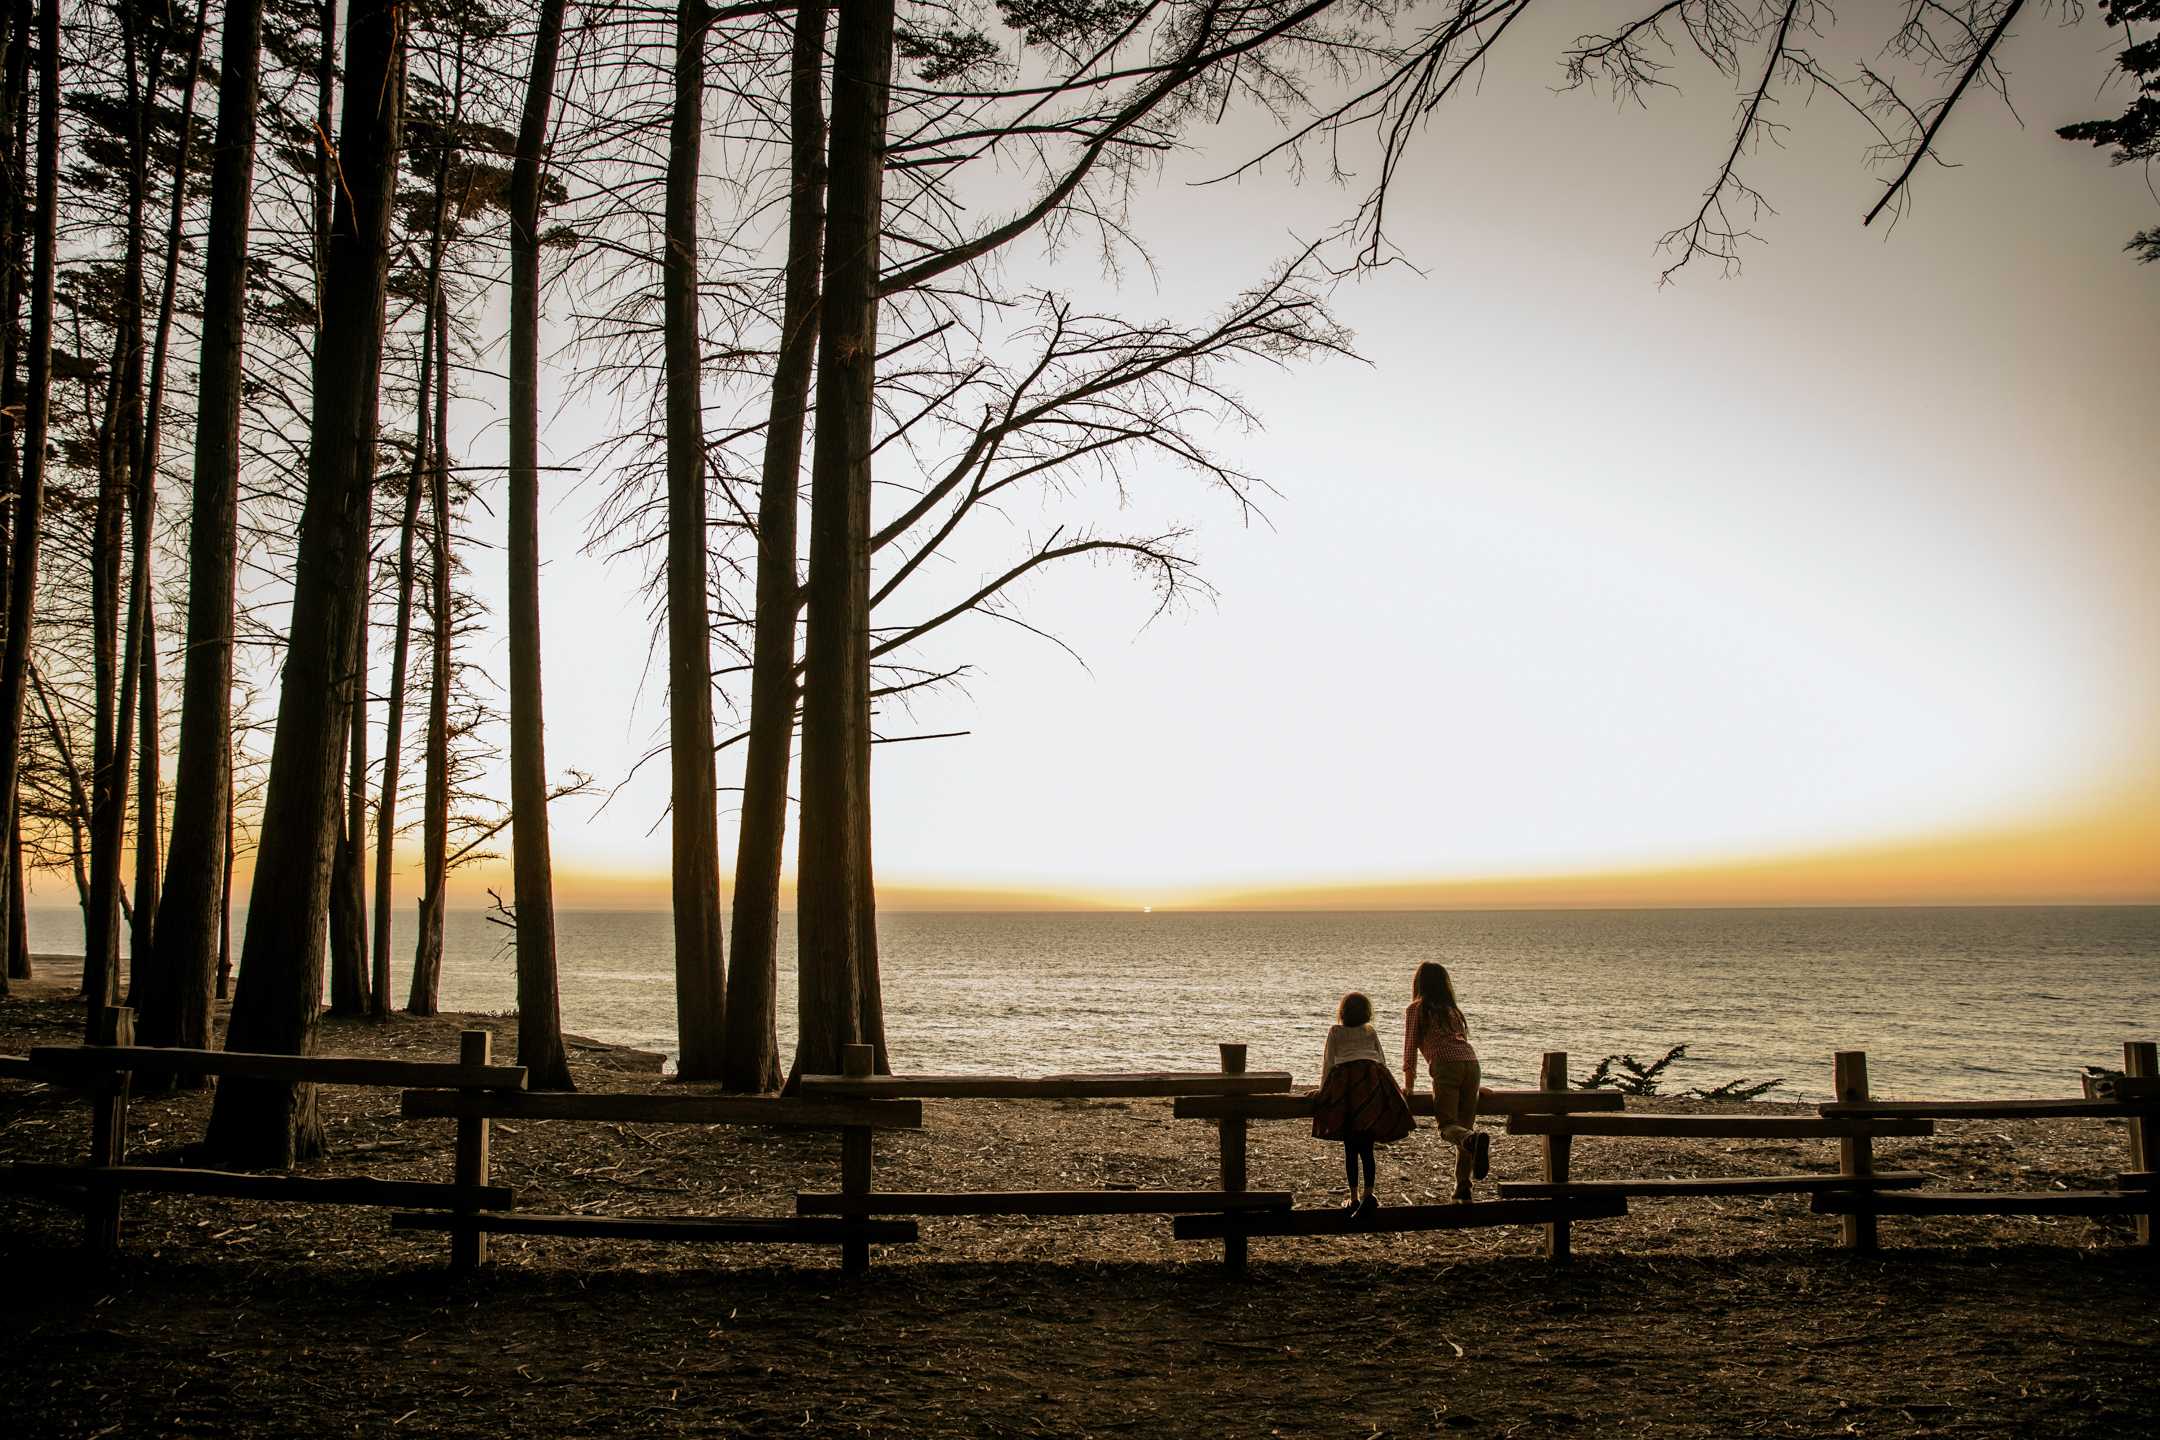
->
[2,964,2155,1438]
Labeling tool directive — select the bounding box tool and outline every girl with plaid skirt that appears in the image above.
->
[1310,991,1415,1215]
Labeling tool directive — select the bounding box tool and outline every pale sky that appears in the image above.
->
[192,7,2160,910]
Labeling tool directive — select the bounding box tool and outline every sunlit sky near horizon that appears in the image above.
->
[60,4,2160,912]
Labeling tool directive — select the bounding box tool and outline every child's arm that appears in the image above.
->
[1402,1004,1419,1090]
[1320,1027,1337,1078]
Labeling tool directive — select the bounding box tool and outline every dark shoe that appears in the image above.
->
[1357,1194,1379,1218]
[1471,1130,1492,1181]
[1452,1183,1473,1205]
[1341,1193,1362,1213]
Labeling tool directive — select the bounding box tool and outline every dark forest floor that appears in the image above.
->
[3,965,2155,1438]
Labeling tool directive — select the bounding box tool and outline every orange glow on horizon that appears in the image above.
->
[96,778,2155,915]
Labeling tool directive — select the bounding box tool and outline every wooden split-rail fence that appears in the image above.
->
[3,1017,2154,1272]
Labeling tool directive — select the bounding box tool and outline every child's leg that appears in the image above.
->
[1430,1061,1475,1146]
[1342,1139,1360,1195]
[1355,1131,1377,1190]
[1451,1063,1487,1195]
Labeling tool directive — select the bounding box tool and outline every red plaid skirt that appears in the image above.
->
[1310,1058,1415,1144]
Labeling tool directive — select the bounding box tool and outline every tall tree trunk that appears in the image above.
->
[0,0,57,1015]
[86,332,131,1029]
[406,90,456,1018]
[855,790,885,1070]
[7,815,25,982]
[506,0,572,1091]
[407,268,450,1017]
[318,0,368,1017]
[32,666,92,936]
[216,761,232,999]
[313,0,336,315]
[0,0,24,994]
[204,0,404,1169]
[123,3,202,1007]
[665,0,727,1079]
[327,604,370,1014]
[723,0,826,1094]
[370,382,429,1020]
[98,8,167,1021]
[789,0,892,1088]
[143,0,267,1058]
[371,88,434,1019]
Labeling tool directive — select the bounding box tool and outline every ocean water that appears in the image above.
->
[34,905,2156,1101]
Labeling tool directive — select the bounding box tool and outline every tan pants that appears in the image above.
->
[1427,1059,1481,1189]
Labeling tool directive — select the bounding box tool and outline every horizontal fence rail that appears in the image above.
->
[1816,1098,2159,1120]
[390,1213,921,1244]
[797,1071,1294,1099]
[0,1164,514,1210]
[1498,1171,1932,1199]
[1812,1191,2160,1217]
[794,1189,1297,1216]
[27,1045,528,1091]
[1173,1089,1623,1121]
[1505,1114,1936,1140]
[1173,1195,1630,1239]
[400,1091,923,1129]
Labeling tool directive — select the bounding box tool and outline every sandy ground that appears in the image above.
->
[2,964,2155,1438]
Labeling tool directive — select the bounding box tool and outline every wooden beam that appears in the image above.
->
[1819,1098,2160,1120]
[1498,1170,1931,1199]
[1834,1050,1876,1252]
[1172,1195,1627,1239]
[1218,1042,1249,1273]
[2102,1074,2160,1101]
[1539,1052,1572,1262]
[1462,1089,1626,1116]
[0,1055,60,1083]
[30,1045,528,1091]
[390,1212,920,1244]
[1,1163,514,1210]
[840,1044,875,1274]
[798,1071,1293,1099]
[2128,1041,2156,1246]
[1172,1089,1623,1122]
[794,1189,1297,1216]
[1811,1190,2159,1217]
[452,1031,492,1270]
[86,1007,133,1252]
[1504,1114,1934,1139]
[399,1090,923,1129]
[2116,1171,2157,1191]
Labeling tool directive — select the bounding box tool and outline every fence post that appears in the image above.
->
[2127,1041,2156,1246]
[1833,1050,1876,1252]
[85,1006,134,1253]
[452,1030,493,1269]
[1215,1042,1249,1272]
[841,1043,875,1274]
[1538,1051,1571,1262]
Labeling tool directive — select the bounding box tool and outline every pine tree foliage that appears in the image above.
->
[2056,0,2160,260]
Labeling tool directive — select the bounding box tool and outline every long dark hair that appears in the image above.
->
[1412,961,1465,1036]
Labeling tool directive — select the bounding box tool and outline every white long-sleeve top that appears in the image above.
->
[1321,1022,1387,1076]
